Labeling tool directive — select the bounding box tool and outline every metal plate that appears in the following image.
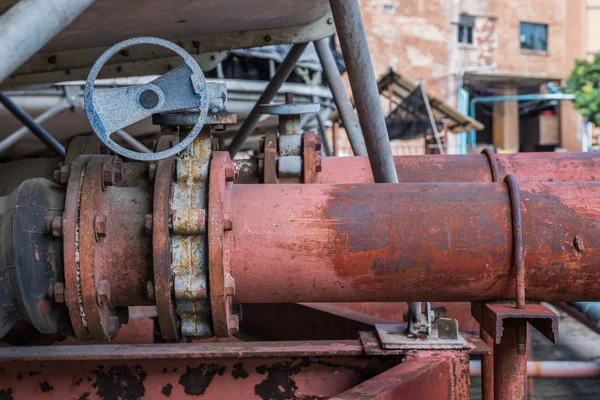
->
[375,324,468,350]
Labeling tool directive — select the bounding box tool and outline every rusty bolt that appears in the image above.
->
[144,214,153,234]
[59,165,70,185]
[52,169,61,184]
[94,215,107,241]
[146,281,156,300]
[51,215,62,237]
[53,282,65,303]
[228,314,240,336]
[148,163,157,181]
[224,163,238,182]
[96,279,110,306]
[108,315,120,338]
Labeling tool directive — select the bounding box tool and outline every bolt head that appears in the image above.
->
[51,215,62,237]
[96,279,110,306]
[224,163,238,182]
[94,215,107,240]
[139,90,159,109]
[52,169,61,184]
[108,315,120,338]
[144,214,153,234]
[53,282,65,303]
[101,159,122,188]
[146,281,156,300]
[228,314,240,335]
[59,165,70,185]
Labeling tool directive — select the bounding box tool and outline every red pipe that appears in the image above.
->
[317,152,600,184]
[227,181,600,303]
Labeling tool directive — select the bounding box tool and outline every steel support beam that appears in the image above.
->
[314,37,367,156]
[331,352,470,400]
[0,0,96,83]
[227,43,308,156]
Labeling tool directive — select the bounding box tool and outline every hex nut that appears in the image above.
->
[53,282,65,303]
[146,281,156,300]
[228,314,240,335]
[52,169,61,184]
[94,215,107,240]
[96,278,110,306]
[59,165,70,185]
[144,214,153,234]
[224,163,238,182]
[108,315,120,338]
[51,215,63,237]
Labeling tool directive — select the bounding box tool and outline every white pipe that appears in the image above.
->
[470,360,600,378]
[0,0,96,83]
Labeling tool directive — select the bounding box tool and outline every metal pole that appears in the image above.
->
[314,37,367,156]
[0,92,65,156]
[315,113,332,157]
[0,0,96,83]
[329,0,397,183]
[471,360,600,379]
[420,85,445,154]
[494,320,527,399]
[0,98,69,154]
[228,43,308,157]
[115,130,152,154]
[481,328,494,400]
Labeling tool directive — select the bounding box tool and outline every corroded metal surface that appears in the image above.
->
[227,181,600,303]
[171,132,212,337]
[0,355,394,400]
[331,351,470,400]
[208,152,238,337]
[317,152,600,184]
[302,131,321,184]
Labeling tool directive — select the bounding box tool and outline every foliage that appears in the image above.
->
[564,53,600,125]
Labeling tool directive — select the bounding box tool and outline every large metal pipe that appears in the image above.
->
[0,0,96,83]
[0,92,65,156]
[317,152,600,184]
[314,38,367,156]
[227,43,308,156]
[226,181,600,303]
[329,0,397,183]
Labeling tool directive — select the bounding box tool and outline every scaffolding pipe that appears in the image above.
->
[0,92,65,156]
[329,0,397,183]
[470,360,600,379]
[314,37,367,156]
[0,0,96,83]
[227,43,308,156]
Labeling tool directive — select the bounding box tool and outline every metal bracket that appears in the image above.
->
[374,322,468,350]
[471,301,559,345]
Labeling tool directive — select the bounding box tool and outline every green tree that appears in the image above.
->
[565,54,600,125]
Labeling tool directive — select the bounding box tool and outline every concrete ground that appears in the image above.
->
[471,309,600,399]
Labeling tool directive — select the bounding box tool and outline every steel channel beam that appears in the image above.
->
[0,92,66,156]
[227,43,308,156]
[316,152,600,184]
[314,37,367,156]
[225,181,600,304]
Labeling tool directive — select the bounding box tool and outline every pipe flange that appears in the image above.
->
[152,151,181,340]
[208,152,239,337]
[63,156,93,340]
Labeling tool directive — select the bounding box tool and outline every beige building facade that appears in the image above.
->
[337,0,592,155]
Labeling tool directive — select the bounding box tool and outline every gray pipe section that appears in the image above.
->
[315,113,332,157]
[314,37,367,156]
[115,130,152,154]
[575,302,600,329]
[228,43,308,157]
[0,99,69,154]
[329,0,397,182]
[0,0,96,83]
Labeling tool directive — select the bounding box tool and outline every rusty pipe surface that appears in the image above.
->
[227,181,600,303]
[317,152,600,184]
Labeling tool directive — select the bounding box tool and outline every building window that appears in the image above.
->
[520,22,548,51]
[458,15,475,45]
